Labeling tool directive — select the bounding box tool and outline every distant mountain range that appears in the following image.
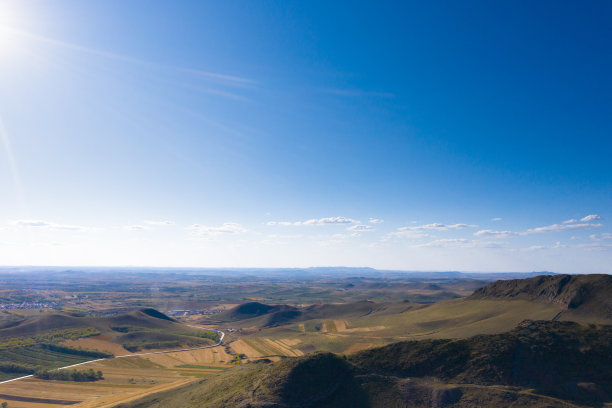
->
[0,265,559,280]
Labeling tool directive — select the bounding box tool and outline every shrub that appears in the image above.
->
[34,368,103,382]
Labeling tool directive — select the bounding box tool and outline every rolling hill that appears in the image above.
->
[208,274,611,362]
[119,319,612,407]
[0,308,181,340]
[469,274,612,323]
[207,300,393,328]
[0,308,219,381]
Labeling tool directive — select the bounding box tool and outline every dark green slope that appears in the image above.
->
[117,352,367,408]
[351,320,612,404]
[208,302,302,328]
[118,320,612,408]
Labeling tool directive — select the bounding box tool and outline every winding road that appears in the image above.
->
[0,327,225,386]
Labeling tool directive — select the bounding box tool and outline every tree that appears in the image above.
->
[2,401,9,408]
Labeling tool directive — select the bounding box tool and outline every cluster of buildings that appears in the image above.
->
[0,301,58,310]
[167,308,223,317]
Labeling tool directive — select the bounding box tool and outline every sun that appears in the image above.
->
[0,2,19,53]
[0,0,34,58]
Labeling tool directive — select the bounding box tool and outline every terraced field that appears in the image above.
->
[229,338,303,359]
[141,346,233,367]
[0,345,232,408]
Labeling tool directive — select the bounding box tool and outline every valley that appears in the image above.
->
[0,269,610,407]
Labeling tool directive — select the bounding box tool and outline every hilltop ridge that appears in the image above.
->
[468,274,612,323]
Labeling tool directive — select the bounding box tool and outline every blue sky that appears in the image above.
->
[0,1,611,272]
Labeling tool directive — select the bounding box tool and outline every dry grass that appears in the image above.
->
[279,338,301,346]
[143,346,233,367]
[334,320,348,332]
[0,347,233,407]
[341,325,386,333]
[62,335,130,356]
[230,339,263,358]
[261,339,303,357]
[343,343,375,354]
[230,338,304,359]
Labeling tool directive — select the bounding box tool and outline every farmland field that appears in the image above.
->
[0,346,233,408]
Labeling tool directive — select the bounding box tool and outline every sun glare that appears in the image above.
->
[0,3,19,54]
[0,1,32,59]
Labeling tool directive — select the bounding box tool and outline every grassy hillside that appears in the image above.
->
[120,320,610,407]
[0,308,218,380]
[217,274,611,359]
[469,274,612,324]
[116,352,368,408]
[207,300,388,329]
[221,298,560,359]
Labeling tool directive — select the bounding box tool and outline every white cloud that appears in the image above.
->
[143,220,175,226]
[189,222,247,236]
[416,238,471,247]
[266,221,293,226]
[474,229,518,238]
[124,225,148,231]
[332,233,359,239]
[416,239,503,248]
[369,218,384,224]
[524,241,566,251]
[267,234,303,239]
[590,233,612,241]
[398,223,475,232]
[11,220,88,231]
[385,229,429,240]
[477,218,604,237]
[348,224,373,231]
[383,222,474,241]
[267,216,357,227]
[526,223,602,234]
[579,242,612,251]
[581,214,601,222]
[302,216,357,225]
[491,217,502,221]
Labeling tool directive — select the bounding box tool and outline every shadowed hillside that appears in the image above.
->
[117,352,368,408]
[469,274,612,323]
[211,302,302,328]
[351,320,612,404]
[119,320,612,407]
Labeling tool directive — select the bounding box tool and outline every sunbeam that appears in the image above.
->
[0,116,26,212]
